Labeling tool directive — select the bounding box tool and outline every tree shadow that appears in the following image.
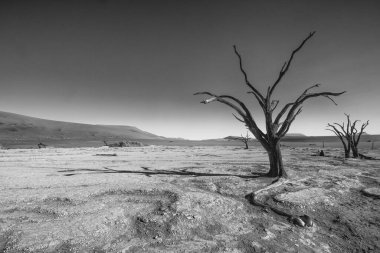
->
[58,166,267,179]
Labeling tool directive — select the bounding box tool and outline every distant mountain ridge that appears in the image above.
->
[221,133,378,143]
[0,111,165,142]
[285,133,307,137]
[223,133,306,141]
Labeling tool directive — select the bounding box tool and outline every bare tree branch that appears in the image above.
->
[326,126,349,152]
[333,122,347,135]
[194,92,246,118]
[194,92,267,143]
[274,102,295,126]
[323,95,339,105]
[277,107,302,137]
[327,126,343,139]
[274,84,320,125]
[289,91,345,114]
[269,31,316,97]
[270,100,280,112]
[232,113,245,123]
[354,120,369,147]
[200,97,217,104]
[233,45,265,103]
[277,90,345,137]
[247,91,265,108]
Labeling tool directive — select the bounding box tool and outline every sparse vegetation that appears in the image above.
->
[195,32,345,177]
[103,140,144,147]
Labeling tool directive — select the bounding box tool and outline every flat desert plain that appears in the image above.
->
[0,145,379,252]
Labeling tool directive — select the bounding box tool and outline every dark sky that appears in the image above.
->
[0,0,379,139]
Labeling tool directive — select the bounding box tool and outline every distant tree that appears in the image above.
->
[241,132,251,149]
[234,132,251,149]
[37,142,47,149]
[326,116,352,158]
[195,32,345,178]
[327,114,369,158]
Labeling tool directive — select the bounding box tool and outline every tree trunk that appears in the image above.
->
[266,143,287,178]
[344,140,351,158]
[344,149,350,158]
[244,142,248,149]
[352,145,359,158]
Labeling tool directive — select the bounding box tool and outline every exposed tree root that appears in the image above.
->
[358,153,377,160]
[245,178,313,227]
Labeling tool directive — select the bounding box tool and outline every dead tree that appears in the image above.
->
[241,132,251,149]
[232,132,251,149]
[327,114,369,158]
[326,115,352,158]
[195,32,345,178]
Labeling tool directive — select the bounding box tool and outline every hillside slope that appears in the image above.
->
[0,111,164,143]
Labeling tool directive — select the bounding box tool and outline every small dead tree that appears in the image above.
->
[195,32,345,178]
[238,132,251,149]
[327,114,369,158]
